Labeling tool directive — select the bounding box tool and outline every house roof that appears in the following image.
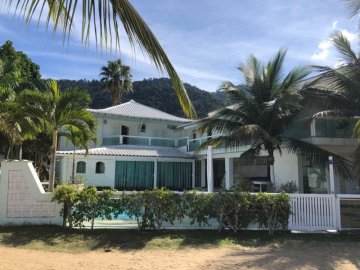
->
[88,100,192,123]
[57,145,193,159]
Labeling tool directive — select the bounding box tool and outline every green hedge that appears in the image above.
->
[53,186,291,235]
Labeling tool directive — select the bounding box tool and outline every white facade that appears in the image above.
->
[56,100,358,194]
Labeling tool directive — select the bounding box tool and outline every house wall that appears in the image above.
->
[58,155,194,189]
[273,150,300,188]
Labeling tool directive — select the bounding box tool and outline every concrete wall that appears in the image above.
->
[0,160,62,225]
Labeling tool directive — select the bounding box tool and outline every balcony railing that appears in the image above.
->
[102,134,249,152]
[102,135,184,148]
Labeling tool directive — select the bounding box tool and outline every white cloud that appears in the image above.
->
[311,49,329,61]
[340,29,356,41]
[318,39,332,50]
[332,20,338,29]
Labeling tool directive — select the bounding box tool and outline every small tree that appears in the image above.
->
[52,184,78,228]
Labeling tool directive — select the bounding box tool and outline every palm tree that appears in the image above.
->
[305,31,360,177]
[7,0,196,118]
[15,80,97,191]
[100,59,132,105]
[61,125,96,184]
[198,50,352,187]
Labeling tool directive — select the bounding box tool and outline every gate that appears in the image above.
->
[288,194,338,231]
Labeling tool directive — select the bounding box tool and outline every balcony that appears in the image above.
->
[102,135,185,148]
[101,135,251,153]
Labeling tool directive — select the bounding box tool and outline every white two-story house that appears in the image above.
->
[56,100,359,194]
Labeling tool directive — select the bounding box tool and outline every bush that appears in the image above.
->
[254,192,291,235]
[52,184,78,228]
[183,190,215,226]
[52,186,291,234]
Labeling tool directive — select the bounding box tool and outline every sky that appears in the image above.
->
[0,0,358,92]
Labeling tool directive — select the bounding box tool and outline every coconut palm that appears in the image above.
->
[304,31,360,177]
[7,0,196,118]
[61,125,96,184]
[15,80,96,191]
[100,59,132,105]
[198,50,352,186]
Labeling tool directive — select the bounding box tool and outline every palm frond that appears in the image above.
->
[283,137,353,180]
[7,0,196,118]
[331,31,358,64]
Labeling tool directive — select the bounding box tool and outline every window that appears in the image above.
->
[96,162,105,174]
[140,124,146,132]
[76,161,86,173]
[192,132,197,139]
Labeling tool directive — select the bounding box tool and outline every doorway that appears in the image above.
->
[121,125,129,144]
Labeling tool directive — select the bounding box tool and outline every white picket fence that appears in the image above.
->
[288,194,360,231]
[288,194,338,231]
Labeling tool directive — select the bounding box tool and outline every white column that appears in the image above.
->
[192,160,196,188]
[310,118,316,137]
[154,160,158,189]
[207,146,214,192]
[201,159,206,188]
[225,157,233,190]
[328,156,335,194]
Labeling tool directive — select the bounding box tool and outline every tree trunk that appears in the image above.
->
[112,79,121,105]
[18,144,23,160]
[49,130,58,192]
[71,148,76,184]
[268,149,275,190]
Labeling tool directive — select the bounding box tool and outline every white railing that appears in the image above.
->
[288,194,338,231]
[102,135,178,147]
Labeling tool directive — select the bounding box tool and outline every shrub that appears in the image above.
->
[52,184,78,228]
[183,190,215,226]
[254,192,291,235]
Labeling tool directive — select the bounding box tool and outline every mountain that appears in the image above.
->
[57,78,225,118]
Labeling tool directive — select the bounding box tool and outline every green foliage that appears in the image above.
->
[183,190,215,226]
[0,40,41,92]
[141,189,186,230]
[254,192,291,235]
[52,184,78,228]
[119,192,143,230]
[52,187,292,234]
[100,59,132,105]
[277,181,299,193]
[57,78,225,118]
[73,187,115,229]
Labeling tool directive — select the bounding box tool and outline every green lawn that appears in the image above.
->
[0,226,359,253]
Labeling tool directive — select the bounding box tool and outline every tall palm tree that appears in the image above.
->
[7,0,196,118]
[305,31,360,177]
[100,59,132,105]
[199,50,352,186]
[61,125,96,184]
[15,80,97,191]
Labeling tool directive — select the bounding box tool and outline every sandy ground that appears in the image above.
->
[1,243,360,270]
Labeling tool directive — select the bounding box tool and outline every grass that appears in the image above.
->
[0,226,360,253]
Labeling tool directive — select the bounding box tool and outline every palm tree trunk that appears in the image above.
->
[268,149,276,190]
[113,79,120,105]
[71,148,76,184]
[49,130,58,192]
[18,144,23,160]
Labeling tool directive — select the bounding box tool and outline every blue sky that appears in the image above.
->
[0,0,358,92]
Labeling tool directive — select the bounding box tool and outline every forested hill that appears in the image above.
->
[57,78,225,118]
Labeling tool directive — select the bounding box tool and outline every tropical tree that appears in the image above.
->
[7,0,196,118]
[61,125,96,184]
[304,30,360,177]
[100,59,132,105]
[15,80,97,191]
[198,50,352,187]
